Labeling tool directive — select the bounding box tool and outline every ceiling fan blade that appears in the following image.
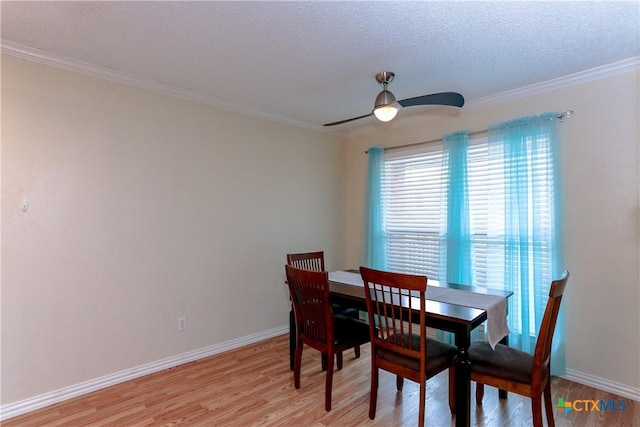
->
[398,92,465,108]
[323,112,374,127]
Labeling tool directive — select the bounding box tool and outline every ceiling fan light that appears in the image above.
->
[374,105,398,122]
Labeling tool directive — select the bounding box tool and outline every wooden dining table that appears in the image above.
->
[288,269,512,427]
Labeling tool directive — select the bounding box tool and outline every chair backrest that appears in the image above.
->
[286,251,325,272]
[533,271,570,373]
[285,264,333,346]
[360,266,427,362]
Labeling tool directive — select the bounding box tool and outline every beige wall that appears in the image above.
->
[1,55,347,404]
[345,70,640,396]
[2,53,638,409]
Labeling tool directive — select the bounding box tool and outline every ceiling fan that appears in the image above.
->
[323,71,465,126]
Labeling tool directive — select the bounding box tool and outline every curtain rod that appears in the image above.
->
[362,110,574,154]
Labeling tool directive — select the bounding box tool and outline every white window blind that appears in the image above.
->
[382,144,445,278]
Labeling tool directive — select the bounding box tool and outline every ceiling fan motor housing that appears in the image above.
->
[375,89,397,109]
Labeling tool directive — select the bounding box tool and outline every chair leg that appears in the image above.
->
[448,367,456,415]
[544,380,555,427]
[418,380,426,427]
[294,340,304,389]
[369,367,379,420]
[396,375,404,391]
[531,395,543,427]
[354,345,361,358]
[337,352,343,370]
[325,351,334,411]
[321,353,327,371]
[475,382,485,405]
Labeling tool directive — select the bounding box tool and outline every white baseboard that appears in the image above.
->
[562,369,640,402]
[0,325,289,421]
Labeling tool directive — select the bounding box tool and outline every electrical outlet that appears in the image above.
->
[178,316,187,332]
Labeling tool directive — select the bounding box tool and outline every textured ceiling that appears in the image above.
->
[2,1,639,134]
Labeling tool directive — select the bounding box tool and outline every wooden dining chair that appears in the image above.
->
[359,267,457,427]
[470,271,570,427]
[285,264,371,411]
[286,251,326,271]
[286,251,361,368]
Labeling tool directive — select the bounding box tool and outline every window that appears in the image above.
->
[382,138,501,285]
[380,133,556,339]
[370,113,565,369]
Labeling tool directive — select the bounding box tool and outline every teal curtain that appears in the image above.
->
[487,113,566,375]
[366,147,387,269]
[442,131,472,285]
[437,131,473,344]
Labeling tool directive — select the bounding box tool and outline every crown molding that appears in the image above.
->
[0,41,324,133]
[2,41,637,139]
[465,56,640,110]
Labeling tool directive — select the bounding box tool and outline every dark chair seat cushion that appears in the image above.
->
[332,304,360,319]
[377,333,457,377]
[469,341,533,384]
[333,314,371,346]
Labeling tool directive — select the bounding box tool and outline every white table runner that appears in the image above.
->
[329,270,509,349]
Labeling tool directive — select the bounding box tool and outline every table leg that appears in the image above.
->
[454,333,472,427]
[289,308,295,371]
[498,334,508,399]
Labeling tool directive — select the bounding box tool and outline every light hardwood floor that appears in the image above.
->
[3,334,638,426]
